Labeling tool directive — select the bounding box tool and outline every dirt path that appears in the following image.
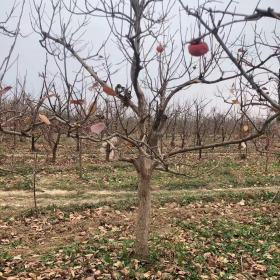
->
[0,185,279,209]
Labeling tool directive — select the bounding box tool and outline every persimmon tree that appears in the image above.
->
[32,0,280,258]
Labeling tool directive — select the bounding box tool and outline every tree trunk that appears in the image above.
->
[76,134,80,152]
[78,138,83,178]
[197,134,202,160]
[51,133,61,163]
[134,157,153,259]
[31,135,37,152]
[32,152,38,211]
[105,142,111,162]
[51,145,57,163]
[181,133,186,148]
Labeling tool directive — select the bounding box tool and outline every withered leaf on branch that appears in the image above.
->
[38,114,51,125]
[232,99,240,105]
[87,100,98,115]
[70,99,84,105]
[238,48,244,52]
[242,125,249,132]
[90,122,106,134]
[0,86,12,96]
[102,86,117,97]
[41,92,57,102]
[46,92,57,98]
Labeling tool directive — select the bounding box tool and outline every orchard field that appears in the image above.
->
[0,139,279,280]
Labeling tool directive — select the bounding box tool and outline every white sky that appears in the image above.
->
[1,0,280,112]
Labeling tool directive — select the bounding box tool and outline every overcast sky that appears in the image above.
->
[1,0,280,111]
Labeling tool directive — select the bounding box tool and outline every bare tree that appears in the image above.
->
[32,0,280,258]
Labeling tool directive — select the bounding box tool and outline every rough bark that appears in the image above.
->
[105,143,111,162]
[134,156,154,259]
[76,134,80,152]
[51,133,61,163]
[31,135,36,152]
[51,145,57,163]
